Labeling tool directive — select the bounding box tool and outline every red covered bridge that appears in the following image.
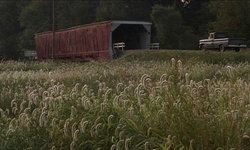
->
[35,20,152,61]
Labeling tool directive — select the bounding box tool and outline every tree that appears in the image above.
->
[5,0,249,60]
[56,0,98,29]
[174,0,214,37]
[19,1,52,51]
[151,5,197,49]
[194,1,215,36]
[0,1,23,59]
[96,0,129,21]
[210,0,250,39]
[19,0,98,51]
[96,0,152,21]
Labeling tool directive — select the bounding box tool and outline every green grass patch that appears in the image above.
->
[120,49,250,64]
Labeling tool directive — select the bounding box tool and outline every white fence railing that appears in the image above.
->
[113,42,125,51]
[24,50,37,59]
[113,42,125,58]
[149,43,160,50]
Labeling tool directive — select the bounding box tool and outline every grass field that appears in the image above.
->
[0,50,250,150]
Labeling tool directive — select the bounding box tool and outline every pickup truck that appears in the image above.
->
[199,32,247,52]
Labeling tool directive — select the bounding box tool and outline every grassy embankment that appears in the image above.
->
[0,50,250,149]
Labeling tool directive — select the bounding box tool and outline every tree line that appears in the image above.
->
[0,0,249,59]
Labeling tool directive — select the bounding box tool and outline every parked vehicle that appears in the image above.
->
[199,32,247,52]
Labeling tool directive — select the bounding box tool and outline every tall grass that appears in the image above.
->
[121,49,250,64]
[0,50,250,149]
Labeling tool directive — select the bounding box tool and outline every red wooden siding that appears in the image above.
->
[35,21,112,61]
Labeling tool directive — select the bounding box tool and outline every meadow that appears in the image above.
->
[0,50,250,150]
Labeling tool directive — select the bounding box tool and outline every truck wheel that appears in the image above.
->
[219,45,225,52]
[201,45,206,51]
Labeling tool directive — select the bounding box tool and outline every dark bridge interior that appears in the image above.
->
[112,24,147,50]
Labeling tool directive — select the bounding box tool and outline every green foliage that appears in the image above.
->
[195,2,215,36]
[19,1,98,53]
[120,49,250,64]
[96,0,152,22]
[0,1,22,59]
[0,35,21,60]
[96,0,130,21]
[19,1,52,51]
[210,0,250,39]
[56,1,97,29]
[177,1,214,36]
[151,5,198,49]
